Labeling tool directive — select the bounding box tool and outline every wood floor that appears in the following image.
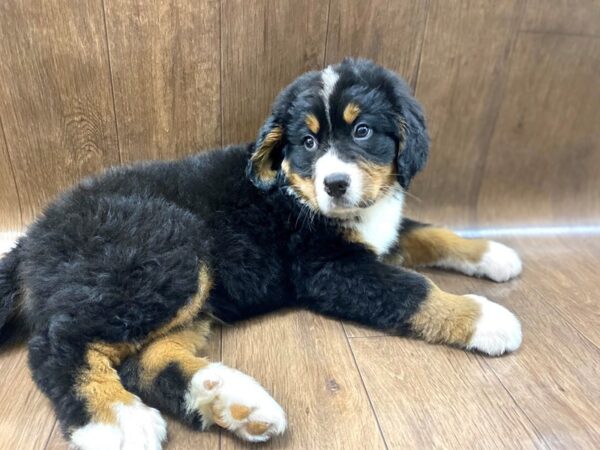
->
[1,234,599,449]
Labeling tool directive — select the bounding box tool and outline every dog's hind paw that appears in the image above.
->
[70,398,167,450]
[186,363,286,442]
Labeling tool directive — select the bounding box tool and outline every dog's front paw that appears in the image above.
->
[186,363,286,442]
[475,241,522,282]
[466,295,522,356]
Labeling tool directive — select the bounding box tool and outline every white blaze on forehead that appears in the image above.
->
[321,66,339,128]
[314,150,362,214]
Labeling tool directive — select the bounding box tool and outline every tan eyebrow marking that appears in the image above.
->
[305,114,320,134]
[343,102,361,124]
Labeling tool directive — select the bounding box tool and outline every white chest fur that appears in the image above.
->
[350,190,404,256]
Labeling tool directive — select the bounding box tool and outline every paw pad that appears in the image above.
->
[189,363,286,442]
[230,404,252,420]
[210,401,285,442]
[203,379,220,390]
[246,421,271,436]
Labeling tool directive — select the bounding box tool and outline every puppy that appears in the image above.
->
[0,59,522,449]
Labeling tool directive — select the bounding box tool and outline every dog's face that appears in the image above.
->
[248,59,429,218]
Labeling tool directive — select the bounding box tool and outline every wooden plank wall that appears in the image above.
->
[0,0,598,230]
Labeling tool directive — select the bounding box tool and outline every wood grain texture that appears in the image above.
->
[220,0,329,144]
[349,338,544,449]
[324,0,428,87]
[0,0,599,229]
[522,0,600,36]
[522,238,600,349]
[482,263,600,447]
[0,0,120,224]
[416,238,600,449]
[477,33,600,226]
[0,119,22,230]
[343,321,387,339]
[220,311,386,450]
[0,347,57,450]
[407,0,526,227]
[104,0,221,162]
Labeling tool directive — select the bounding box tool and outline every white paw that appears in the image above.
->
[466,295,522,356]
[475,241,522,282]
[70,422,122,450]
[186,363,286,442]
[71,398,167,450]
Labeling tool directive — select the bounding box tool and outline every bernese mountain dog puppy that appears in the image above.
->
[0,59,522,449]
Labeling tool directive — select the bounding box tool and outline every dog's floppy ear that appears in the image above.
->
[247,115,285,190]
[247,70,322,190]
[392,76,430,189]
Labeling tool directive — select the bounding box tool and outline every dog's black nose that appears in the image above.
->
[324,173,350,198]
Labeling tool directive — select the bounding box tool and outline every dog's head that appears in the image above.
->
[247,58,429,218]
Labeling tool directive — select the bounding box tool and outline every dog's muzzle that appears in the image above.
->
[323,173,350,198]
[315,151,363,215]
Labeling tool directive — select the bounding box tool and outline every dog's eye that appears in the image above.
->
[353,123,372,140]
[303,135,318,151]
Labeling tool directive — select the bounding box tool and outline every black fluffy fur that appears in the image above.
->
[118,359,204,430]
[0,58,433,435]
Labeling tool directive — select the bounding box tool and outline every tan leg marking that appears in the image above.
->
[409,282,481,346]
[139,319,212,387]
[76,265,213,422]
[394,227,487,268]
[76,343,139,423]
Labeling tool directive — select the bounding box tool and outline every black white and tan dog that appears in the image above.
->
[0,59,522,449]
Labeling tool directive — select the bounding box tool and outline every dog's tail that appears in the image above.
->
[0,243,26,346]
